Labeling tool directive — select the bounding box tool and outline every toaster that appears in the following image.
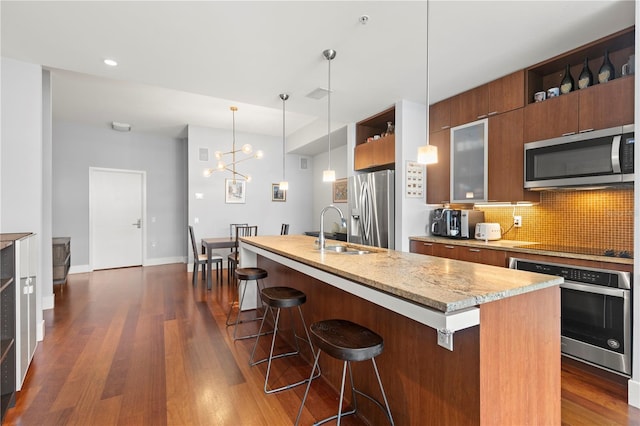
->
[475,223,502,241]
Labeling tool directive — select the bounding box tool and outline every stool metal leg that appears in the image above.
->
[295,349,322,426]
[371,357,395,426]
[225,278,271,341]
[296,354,394,426]
[249,306,320,394]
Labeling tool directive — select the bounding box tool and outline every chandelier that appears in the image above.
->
[204,106,263,182]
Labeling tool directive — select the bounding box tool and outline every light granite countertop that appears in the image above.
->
[240,234,562,313]
[409,235,634,265]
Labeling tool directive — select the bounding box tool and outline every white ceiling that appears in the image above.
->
[1,1,635,155]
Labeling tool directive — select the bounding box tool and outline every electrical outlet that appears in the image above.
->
[514,216,522,227]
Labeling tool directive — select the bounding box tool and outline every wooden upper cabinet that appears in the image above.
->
[523,92,579,142]
[450,85,489,127]
[488,109,539,203]
[354,106,395,171]
[578,76,634,131]
[354,142,374,171]
[487,70,525,116]
[524,76,634,142]
[429,99,451,133]
[374,135,395,167]
[450,71,525,128]
[426,129,451,205]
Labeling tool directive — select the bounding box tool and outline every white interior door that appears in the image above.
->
[90,168,145,270]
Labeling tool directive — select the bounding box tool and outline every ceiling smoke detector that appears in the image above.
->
[359,15,369,25]
[111,121,131,132]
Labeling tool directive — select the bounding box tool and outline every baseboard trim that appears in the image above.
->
[43,294,55,310]
[36,319,45,342]
[69,264,90,274]
[144,256,186,266]
[629,379,640,408]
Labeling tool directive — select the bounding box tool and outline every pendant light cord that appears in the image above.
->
[232,107,236,182]
[282,95,286,182]
[327,54,332,171]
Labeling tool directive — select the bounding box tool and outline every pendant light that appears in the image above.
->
[417,0,438,165]
[279,93,289,191]
[322,48,336,182]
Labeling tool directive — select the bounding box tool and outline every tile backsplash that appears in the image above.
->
[479,188,633,252]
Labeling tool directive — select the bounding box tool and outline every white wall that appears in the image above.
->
[41,70,54,312]
[53,120,187,269]
[0,57,45,336]
[187,124,313,264]
[629,1,639,409]
[395,100,429,251]
[311,144,349,231]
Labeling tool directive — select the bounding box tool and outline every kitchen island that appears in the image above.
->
[239,235,562,425]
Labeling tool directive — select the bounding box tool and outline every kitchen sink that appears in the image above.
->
[322,245,371,255]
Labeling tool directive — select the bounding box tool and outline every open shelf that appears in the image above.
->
[525,26,635,104]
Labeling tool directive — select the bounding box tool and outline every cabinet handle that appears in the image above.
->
[423,243,433,246]
[477,114,488,119]
[444,245,455,249]
[469,249,481,253]
[487,111,498,116]
[561,131,576,136]
[579,128,594,133]
[440,125,450,130]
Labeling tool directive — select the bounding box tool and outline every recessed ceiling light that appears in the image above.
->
[104,59,118,67]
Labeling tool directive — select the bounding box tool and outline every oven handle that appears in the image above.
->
[561,281,629,298]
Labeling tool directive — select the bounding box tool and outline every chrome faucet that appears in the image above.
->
[318,205,346,250]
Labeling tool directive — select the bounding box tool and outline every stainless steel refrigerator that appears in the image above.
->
[348,170,395,249]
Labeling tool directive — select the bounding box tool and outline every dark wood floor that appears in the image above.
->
[4,263,640,425]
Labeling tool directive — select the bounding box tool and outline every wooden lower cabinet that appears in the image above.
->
[433,243,459,259]
[411,240,507,267]
[457,246,507,267]
[409,240,434,255]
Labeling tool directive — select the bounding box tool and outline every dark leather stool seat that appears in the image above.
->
[295,319,394,426]
[235,267,268,281]
[249,287,320,394]
[225,267,269,340]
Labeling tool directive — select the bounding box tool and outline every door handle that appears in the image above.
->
[132,218,142,228]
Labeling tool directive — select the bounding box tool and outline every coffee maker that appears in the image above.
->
[430,208,484,239]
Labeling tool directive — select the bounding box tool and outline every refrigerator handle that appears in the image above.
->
[360,182,372,244]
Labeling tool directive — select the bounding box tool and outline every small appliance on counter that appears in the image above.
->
[430,209,484,239]
[475,223,502,241]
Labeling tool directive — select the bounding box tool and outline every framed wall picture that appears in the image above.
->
[332,178,348,203]
[272,183,286,202]
[225,179,246,204]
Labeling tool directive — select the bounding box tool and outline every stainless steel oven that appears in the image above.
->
[509,257,632,376]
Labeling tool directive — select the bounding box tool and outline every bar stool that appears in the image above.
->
[295,319,394,426]
[225,267,270,340]
[249,286,321,394]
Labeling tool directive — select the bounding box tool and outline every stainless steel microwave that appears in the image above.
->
[524,124,634,190]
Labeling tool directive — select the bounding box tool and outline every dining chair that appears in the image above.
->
[227,225,258,283]
[189,225,223,287]
[230,223,249,240]
[280,224,290,235]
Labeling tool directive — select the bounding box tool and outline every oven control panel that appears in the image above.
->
[508,258,631,290]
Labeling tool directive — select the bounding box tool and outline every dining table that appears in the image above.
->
[201,237,236,289]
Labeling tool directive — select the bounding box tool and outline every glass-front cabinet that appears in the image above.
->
[450,119,488,203]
